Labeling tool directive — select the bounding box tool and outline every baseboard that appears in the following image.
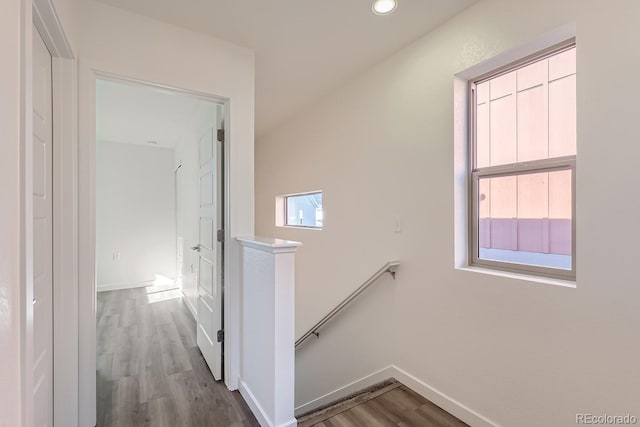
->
[97,280,154,292]
[97,278,177,293]
[294,365,396,415]
[390,365,501,427]
[181,291,197,319]
[240,380,272,427]
[240,381,297,427]
[277,418,297,427]
[293,365,500,427]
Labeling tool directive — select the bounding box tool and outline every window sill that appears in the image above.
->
[276,225,323,231]
[456,265,576,289]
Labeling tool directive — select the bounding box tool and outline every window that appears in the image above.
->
[470,42,576,279]
[279,191,323,229]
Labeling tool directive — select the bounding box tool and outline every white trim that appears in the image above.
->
[236,236,302,253]
[78,61,98,427]
[456,266,576,289]
[21,3,35,426]
[240,381,272,427]
[391,365,501,427]
[32,0,74,58]
[181,291,197,319]
[97,280,161,292]
[51,55,79,427]
[294,365,501,427]
[240,381,298,427]
[24,1,78,427]
[222,101,240,391]
[277,225,324,231]
[294,366,396,415]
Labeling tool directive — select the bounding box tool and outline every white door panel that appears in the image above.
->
[200,172,214,206]
[198,257,215,296]
[197,296,216,342]
[200,218,214,251]
[32,25,53,427]
[195,105,224,380]
[199,133,213,167]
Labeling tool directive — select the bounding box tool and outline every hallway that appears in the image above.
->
[97,287,258,427]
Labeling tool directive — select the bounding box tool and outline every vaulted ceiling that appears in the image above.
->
[94,0,477,136]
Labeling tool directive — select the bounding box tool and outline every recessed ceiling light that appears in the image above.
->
[372,0,397,15]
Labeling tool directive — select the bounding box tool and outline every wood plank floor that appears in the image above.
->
[97,287,259,427]
[300,383,469,427]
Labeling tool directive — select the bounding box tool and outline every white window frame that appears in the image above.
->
[276,191,324,229]
[468,41,576,280]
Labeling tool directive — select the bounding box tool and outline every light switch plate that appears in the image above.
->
[394,216,403,233]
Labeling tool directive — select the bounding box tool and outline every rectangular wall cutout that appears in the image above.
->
[276,191,323,229]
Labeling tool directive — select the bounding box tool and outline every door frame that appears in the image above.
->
[174,161,183,287]
[25,1,78,426]
[78,69,233,425]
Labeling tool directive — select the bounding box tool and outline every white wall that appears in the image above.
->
[78,2,255,425]
[175,102,218,315]
[256,0,640,425]
[96,140,175,289]
[0,1,25,425]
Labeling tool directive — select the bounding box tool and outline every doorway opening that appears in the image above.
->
[94,77,229,424]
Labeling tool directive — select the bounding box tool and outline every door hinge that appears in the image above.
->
[217,229,224,242]
[217,129,225,142]
[217,329,224,343]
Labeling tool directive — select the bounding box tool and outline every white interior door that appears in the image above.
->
[32,25,53,427]
[195,106,224,380]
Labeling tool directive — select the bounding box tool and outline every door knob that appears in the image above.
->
[191,245,201,252]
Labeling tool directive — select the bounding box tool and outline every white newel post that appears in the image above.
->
[237,237,301,427]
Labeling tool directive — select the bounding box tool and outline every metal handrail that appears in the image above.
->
[295,261,400,349]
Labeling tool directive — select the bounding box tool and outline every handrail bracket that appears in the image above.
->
[387,268,397,280]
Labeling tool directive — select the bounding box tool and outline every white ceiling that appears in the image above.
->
[96,78,215,148]
[93,0,477,137]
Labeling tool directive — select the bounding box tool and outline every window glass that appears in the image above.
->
[475,47,576,168]
[477,170,572,270]
[285,192,323,228]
